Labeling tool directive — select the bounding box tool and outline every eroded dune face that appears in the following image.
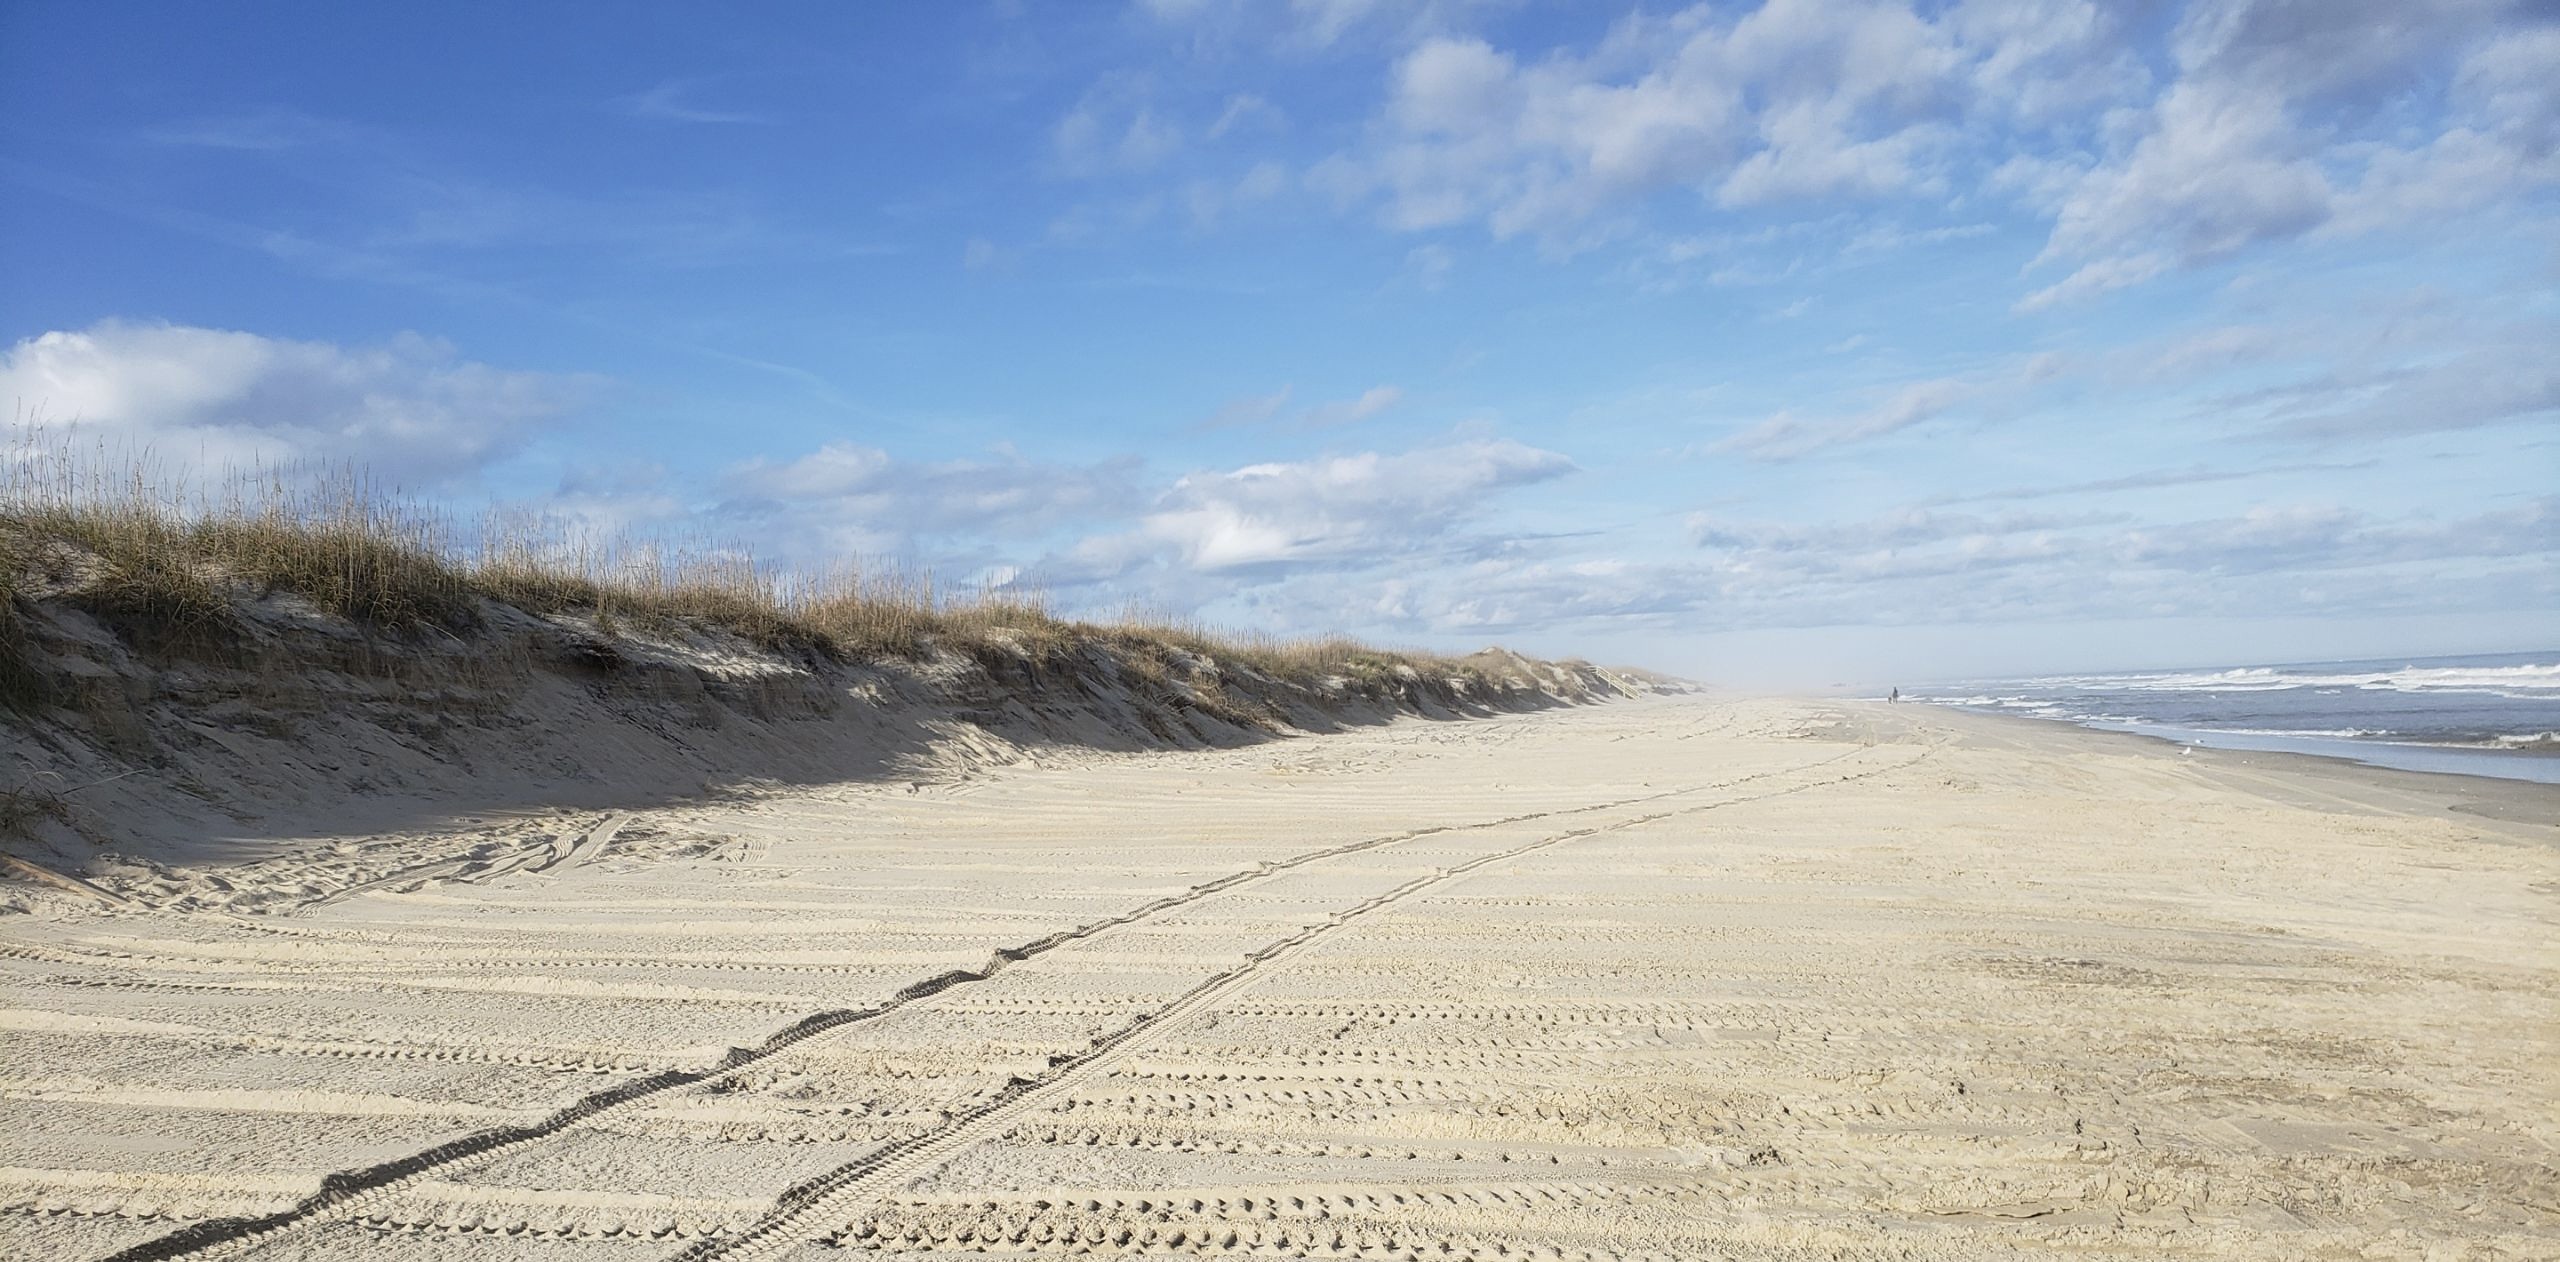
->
[3,698,2554,1261]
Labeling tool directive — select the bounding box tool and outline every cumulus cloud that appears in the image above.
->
[1322,27,1750,240]
[0,320,592,484]
[1057,437,1574,579]
[1284,0,2550,299]
[1314,0,2137,245]
[2022,0,2555,306]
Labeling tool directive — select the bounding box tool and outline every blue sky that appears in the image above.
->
[2,0,2554,686]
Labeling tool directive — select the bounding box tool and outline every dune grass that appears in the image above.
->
[0,444,1504,702]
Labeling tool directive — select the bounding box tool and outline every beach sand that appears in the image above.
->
[2,695,2552,1260]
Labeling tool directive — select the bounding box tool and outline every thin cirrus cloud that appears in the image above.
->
[1711,353,2063,461]
[1686,498,2560,592]
[1383,496,2560,636]
[1055,76,1187,177]
[617,80,772,126]
[2229,340,2560,442]
[1196,384,1407,431]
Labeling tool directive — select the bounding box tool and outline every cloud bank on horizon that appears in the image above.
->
[1,0,2553,683]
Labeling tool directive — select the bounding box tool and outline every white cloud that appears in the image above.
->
[1950,0,2149,123]
[1199,386,1295,430]
[0,320,592,485]
[1183,160,1292,227]
[1320,2,1994,243]
[1195,383,1407,429]
[1716,371,1980,459]
[1059,437,1574,578]
[1207,93,1285,139]
[2016,250,2170,311]
[1055,79,1185,176]
[2022,0,2555,305]
[2027,78,2332,296]
[1290,0,1384,45]
[1302,384,1406,427]
[1367,495,2558,636]
[2456,24,2560,156]
[1343,28,1749,240]
[1709,347,2076,459]
[1689,505,2117,553]
[1134,0,1509,50]
[618,81,769,126]
[1279,1,2551,300]
[1712,0,1966,205]
[1691,497,2559,620]
[2231,337,2560,441]
[718,442,1142,560]
[1402,242,1456,290]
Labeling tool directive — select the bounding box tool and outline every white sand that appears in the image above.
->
[2,696,2553,1260]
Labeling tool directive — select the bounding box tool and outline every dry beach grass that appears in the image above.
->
[0,443,1510,703]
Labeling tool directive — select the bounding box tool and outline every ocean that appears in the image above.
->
[1901,651,2560,786]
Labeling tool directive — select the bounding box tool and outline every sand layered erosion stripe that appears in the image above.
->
[1,698,2554,1261]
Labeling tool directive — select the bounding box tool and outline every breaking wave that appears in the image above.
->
[2011,661,2560,700]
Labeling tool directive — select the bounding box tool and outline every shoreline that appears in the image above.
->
[1890,699,2559,838]
[1905,702,2559,785]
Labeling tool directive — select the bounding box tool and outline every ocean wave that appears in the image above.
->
[2002,661,2560,699]
[2204,726,2400,739]
[1920,700,2555,749]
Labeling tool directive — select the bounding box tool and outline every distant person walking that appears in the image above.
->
[1888,687,1900,703]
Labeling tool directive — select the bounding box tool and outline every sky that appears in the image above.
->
[0,0,2554,688]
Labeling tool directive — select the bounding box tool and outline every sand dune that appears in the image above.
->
[3,697,2554,1260]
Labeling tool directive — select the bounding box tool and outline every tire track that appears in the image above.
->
[671,744,1932,1261]
[92,745,1895,1262]
[820,1181,1700,1259]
